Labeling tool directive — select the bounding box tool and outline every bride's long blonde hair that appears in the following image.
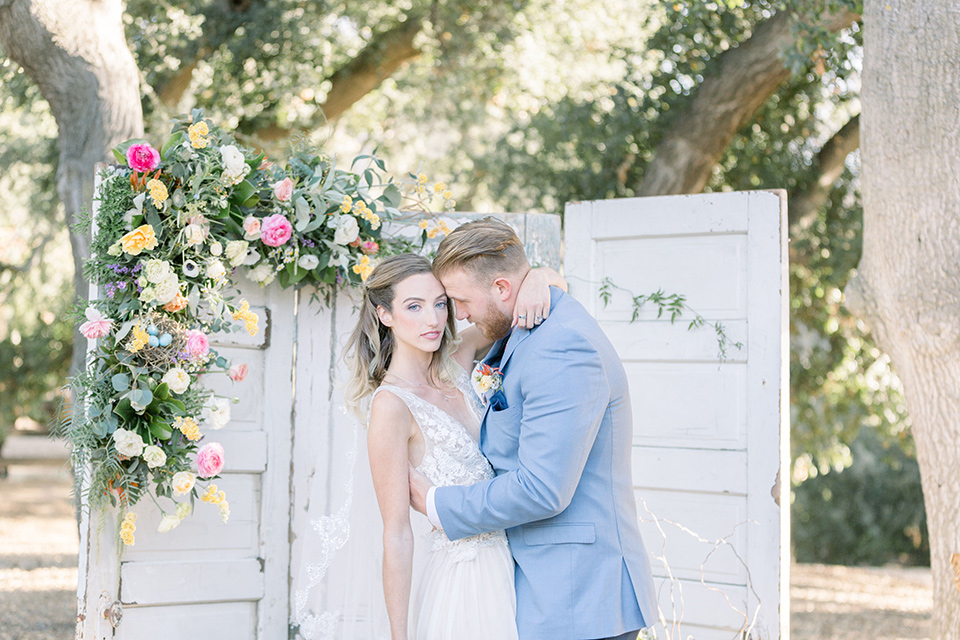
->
[344,253,461,420]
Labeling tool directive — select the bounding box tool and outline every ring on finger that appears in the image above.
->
[518,314,527,320]
[534,315,543,323]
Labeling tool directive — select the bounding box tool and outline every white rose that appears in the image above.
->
[210,241,223,256]
[152,274,180,305]
[139,286,156,304]
[201,397,231,430]
[220,145,251,185]
[332,215,360,246]
[184,224,205,246]
[220,145,247,174]
[171,471,196,497]
[206,260,226,281]
[107,241,122,257]
[162,367,190,394]
[142,259,173,284]
[298,254,320,270]
[112,428,144,458]
[142,445,167,469]
[225,240,249,268]
[247,263,275,286]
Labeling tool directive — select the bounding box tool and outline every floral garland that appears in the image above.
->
[63,111,451,545]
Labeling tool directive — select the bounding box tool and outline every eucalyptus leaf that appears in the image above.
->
[111,373,130,392]
[115,319,135,342]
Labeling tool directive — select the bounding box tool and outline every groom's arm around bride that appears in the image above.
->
[411,218,659,640]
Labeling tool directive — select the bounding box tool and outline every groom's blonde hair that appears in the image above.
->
[433,217,529,282]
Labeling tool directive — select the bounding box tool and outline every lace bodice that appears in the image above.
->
[373,371,506,561]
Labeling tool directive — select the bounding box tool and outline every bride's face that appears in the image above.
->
[377,272,449,353]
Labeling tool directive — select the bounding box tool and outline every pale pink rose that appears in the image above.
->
[184,329,210,360]
[228,363,248,382]
[260,214,293,247]
[126,143,161,173]
[273,177,294,202]
[242,216,262,240]
[196,442,225,478]
[79,307,113,339]
[361,240,379,255]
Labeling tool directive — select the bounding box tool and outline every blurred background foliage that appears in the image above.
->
[0,0,926,564]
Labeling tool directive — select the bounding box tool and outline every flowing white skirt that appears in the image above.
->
[409,530,519,640]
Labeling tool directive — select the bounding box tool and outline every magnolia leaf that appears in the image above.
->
[161,131,186,160]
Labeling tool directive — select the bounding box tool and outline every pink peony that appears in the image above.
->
[184,329,210,360]
[79,307,113,339]
[228,363,248,382]
[260,214,293,247]
[273,177,294,202]
[126,143,161,173]
[196,442,225,478]
[361,240,379,255]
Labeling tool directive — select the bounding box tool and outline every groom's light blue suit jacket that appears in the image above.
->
[435,287,658,640]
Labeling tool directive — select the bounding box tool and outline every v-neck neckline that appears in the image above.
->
[380,383,480,443]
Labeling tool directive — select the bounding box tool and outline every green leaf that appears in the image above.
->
[111,373,130,392]
[161,131,186,160]
[130,388,154,413]
[230,180,257,205]
[294,196,311,231]
[149,417,173,441]
[382,184,402,208]
[114,398,134,421]
[154,382,170,401]
[112,148,127,165]
[115,319,135,342]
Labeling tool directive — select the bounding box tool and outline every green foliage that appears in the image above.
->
[598,277,743,360]
[792,425,928,566]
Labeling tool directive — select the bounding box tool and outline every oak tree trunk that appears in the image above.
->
[846,1,960,635]
[637,6,859,196]
[0,0,144,376]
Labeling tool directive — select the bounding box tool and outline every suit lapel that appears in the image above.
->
[479,287,566,452]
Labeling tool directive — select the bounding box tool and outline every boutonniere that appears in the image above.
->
[471,362,503,405]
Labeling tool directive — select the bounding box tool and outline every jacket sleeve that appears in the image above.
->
[434,328,609,540]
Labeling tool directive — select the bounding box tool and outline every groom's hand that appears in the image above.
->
[408,464,433,515]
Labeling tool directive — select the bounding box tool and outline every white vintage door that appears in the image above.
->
[564,191,788,640]
[76,276,296,639]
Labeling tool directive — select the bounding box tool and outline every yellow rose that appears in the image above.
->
[120,224,158,256]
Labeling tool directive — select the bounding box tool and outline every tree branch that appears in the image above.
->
[0,230,54,276]
[154,0,263,108]
[789,113,860,233]
[246,14,424,144]
[637,5,860,196]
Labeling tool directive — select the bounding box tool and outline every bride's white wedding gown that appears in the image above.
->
[373,373,519,640]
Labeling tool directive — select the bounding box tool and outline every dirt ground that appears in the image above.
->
[0,466,934,640]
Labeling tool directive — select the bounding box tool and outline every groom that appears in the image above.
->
[409,217,659,640]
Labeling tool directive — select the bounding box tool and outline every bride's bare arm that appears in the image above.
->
[368,392,417,640]
[513,266,566,329]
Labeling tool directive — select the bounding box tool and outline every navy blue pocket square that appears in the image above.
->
[488,389,509,411]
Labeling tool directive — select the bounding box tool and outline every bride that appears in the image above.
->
[340,253,563,640]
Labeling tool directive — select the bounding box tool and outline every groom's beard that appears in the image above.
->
[477,300,513,342]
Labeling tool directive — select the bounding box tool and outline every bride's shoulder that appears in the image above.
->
[369,385,415,432]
